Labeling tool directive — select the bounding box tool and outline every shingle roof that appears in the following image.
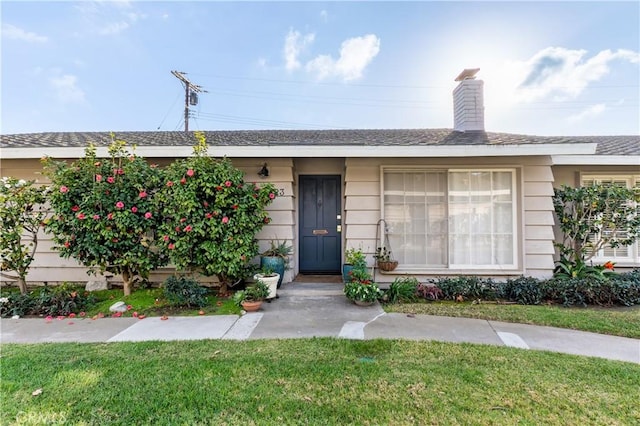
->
[1,129,639,155]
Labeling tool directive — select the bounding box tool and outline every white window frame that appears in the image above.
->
[580,174,640,264]
[381,167,519,270]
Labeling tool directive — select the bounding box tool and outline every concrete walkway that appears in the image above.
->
[2,282,639,364]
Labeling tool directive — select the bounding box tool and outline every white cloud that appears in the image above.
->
[75,0,144,36]
[284,29,315,71]
[99,21,130,35]
[306,34,380,82]
[567,103,607,123]
[514,47,640,102]
[49,74,86,104]
[1,23,48,43]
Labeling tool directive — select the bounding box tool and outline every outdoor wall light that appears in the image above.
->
[257,163,269,178]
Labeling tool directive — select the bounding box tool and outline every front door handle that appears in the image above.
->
[337,225,342,233]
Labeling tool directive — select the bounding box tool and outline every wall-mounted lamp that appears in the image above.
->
[257,163,269,178]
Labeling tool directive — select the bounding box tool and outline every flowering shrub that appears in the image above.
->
[344,265,381,303]
[43,139,168,295]
[156,132,277,292]
[0,177,48,294]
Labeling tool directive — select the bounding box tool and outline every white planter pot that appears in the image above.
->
[254,273,280,299]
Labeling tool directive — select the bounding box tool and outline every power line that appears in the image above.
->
[171,70,208,132]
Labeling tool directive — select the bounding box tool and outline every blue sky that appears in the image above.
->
[2,1,639,136]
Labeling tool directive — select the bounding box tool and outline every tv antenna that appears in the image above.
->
[171,70,208,131]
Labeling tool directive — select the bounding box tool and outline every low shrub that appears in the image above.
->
[609,270,640,306]
[163,276,208,308]
[0,283,95,317]
[503,276,544,305]
[384,277,419,303]
[416,282,443,301]
[436,276,499,301]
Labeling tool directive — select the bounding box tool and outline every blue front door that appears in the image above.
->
[299,175,341,274]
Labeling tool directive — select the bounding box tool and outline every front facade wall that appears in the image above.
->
[344,156,557,281]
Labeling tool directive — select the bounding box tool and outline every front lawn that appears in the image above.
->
[385,301,640,339]
[2,339,639,425]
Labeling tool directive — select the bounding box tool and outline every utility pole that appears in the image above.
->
[171,70,207,132]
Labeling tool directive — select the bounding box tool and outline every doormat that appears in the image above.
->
[293,274,343,283]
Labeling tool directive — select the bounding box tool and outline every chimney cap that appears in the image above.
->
[454,68,480,82]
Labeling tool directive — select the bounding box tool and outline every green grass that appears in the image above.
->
[385,301,640,339]
[2,339,639,425]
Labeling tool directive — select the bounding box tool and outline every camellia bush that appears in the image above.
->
[43,139,168,295]
[553,183,640,266]
[0,177,48,294]
[156,132,277,292]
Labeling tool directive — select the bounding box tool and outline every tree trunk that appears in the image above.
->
[122,269,133,296]
[18,276,28,295]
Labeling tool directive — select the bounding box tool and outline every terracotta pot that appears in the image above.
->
[354,299,375,307]
[377,260,398,272]
[241,300,263,312]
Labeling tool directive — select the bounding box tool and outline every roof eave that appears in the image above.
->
[552,155,640,166]
[1,143,598,160]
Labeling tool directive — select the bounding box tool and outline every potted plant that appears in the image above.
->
[374,246,398,272]
[232,280,270,312]
[343,247,366,283]
[253,266,280,299]
[260,239,293,288]
[343,265,381,306]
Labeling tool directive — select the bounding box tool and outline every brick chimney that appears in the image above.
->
[453,68,484,132]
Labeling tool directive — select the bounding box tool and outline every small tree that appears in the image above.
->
[156,132,277,293]
[553,183,640,264]
[0,177,48,294]
[43,139,168,296]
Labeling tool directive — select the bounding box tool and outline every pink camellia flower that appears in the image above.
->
[144,212,152,219]
[163,235,169,242]
[166,181,174,187]
[60,186,69,193]
[79,312,86,317]
[269,193,276,199]
[68,313,76,318]
[132,311,138,318]
[225,180,232,187]
[205,212,213,219]
[127,305,132,311]
[203,201,209,207]
[64,241,71,248]
[180,178,187,185]
[115,168,124,175]
[71,205,80,212]
[112,312,122,318]
[168,243,175,250]
[45,315,53,322]
[93,214,100,220]
[232,204,238,210]
[175,226,181,232]
[180,217,186,223]
[184,225,192,232]
[186,169,195,177]
[139,191,147,198]
[57,315,65,321]
[116,201,125,209]
[222,216,229,224]
[131,206,138,213]
[107,212,114,220]
[95,174,102,182]
[107,176,115,184]
[76,212,86,220]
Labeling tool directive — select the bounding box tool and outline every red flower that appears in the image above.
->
[180,178,187,185]
[163,235,169,241]
[132,312,138,318]
[186,169,195,177]
[203,201,209,207]
[60,186,69,193]
[115,168,124,175]
[144,212,152,219]
[127,305,132,311]
[112,312,122,317]
[139,191,147,198]
[93,214,100,220]
[603,261,615,270]
[166,181,174,187]
[168,243,175,250]
[64,241,71,248]
[116,201,125,209]
[232,204,238,210]
[263,217,271,224]
[68,313,76,318]
[71,205,80,212]
[76,212,86,220]
[107,212,114,220]
[216,186,223,191]
[175,226,181,232]
[131,206,138,213]
[180,217,186,223]
[225,180,232,187]
[269,193,275,199]
[95,174,102,182]
[107,176,115,184]
[184,225,193,232]
[205,212,213,219]
[222,216,229,224]
[79,312,86,317]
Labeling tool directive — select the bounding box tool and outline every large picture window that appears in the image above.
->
[383,168,517,269]
[581,174,640,263]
